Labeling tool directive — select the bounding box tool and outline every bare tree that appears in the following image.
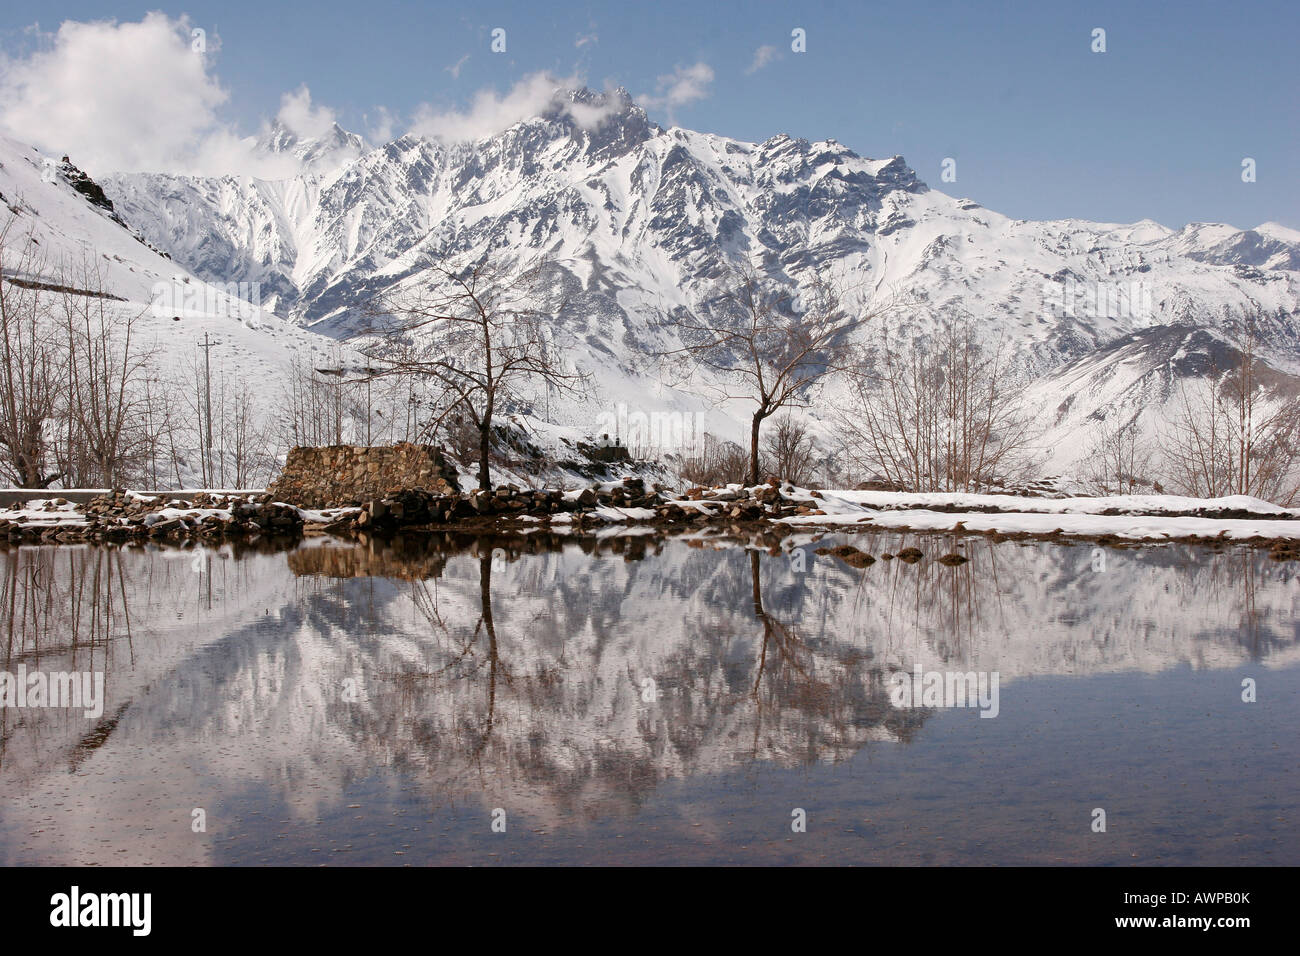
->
[160,351,210,487]
[276,354,348,451]
[0,222,62,487]
[53,258,161,487]
[3,221,290,492]
[363,252,585,491]
[838,309,1038,493]
[662,263,870,486]
[219,375,276,488]
[1163,312,1300,505]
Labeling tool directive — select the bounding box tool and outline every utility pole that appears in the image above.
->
[199,333,217,487]
[363,367,379,445]
[541,336,551,423]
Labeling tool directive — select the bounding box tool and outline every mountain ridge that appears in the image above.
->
[10,85,1300,477]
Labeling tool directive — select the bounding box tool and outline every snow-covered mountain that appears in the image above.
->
[96,88,1299,469]
[9,86,1300,477]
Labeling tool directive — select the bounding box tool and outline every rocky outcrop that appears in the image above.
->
[58,156,118,214]
[266,443,460,508]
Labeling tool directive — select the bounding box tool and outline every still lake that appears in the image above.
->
[1,530,1296,865]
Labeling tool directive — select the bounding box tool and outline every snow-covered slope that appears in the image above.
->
[0,134,358,484]
[1023,324,1300,472]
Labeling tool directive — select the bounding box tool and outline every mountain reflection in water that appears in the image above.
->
[0,531,1296,865]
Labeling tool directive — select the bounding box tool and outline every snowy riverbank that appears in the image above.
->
[0,483,1297,553]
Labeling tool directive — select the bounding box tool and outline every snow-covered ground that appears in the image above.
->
[4,483,1299,543]
[811,489,1300,517]
[780,507,1300,543]
[642,484,1300,542]
[763,488,1300,542]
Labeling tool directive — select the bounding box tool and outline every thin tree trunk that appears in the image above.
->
[478,420,492,491]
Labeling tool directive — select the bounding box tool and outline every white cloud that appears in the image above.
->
[567,97,617,130]
[575,32,598,49]
[639,62,713,119]
[408,72,619,144]
[0,15,631,176]
[745,45,780,75]
[364,106,397,145]
[0,14,368,179]
[0,13,310,178]
[275,85,339,140]
[0,14,225,174]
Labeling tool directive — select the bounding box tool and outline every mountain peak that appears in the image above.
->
[539,86,658,157]
[256,120,367,173]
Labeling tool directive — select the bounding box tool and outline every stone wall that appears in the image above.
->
[267,443,460,508]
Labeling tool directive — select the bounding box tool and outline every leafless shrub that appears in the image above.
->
[677,434,752,487]
[1081,417,1156,496]
[838,309,1039,493]
[762,415,818,486]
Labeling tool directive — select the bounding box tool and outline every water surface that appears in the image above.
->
[0,531,1296,865]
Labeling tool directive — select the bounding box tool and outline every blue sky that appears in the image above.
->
[1,0,1296,228]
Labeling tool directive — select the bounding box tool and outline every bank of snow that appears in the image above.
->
[769,489,1300,542]
[809,490,1300,518]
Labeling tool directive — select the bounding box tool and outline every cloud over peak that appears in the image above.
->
[0,15,696,176]
[638,62,714,120]
[408,73,629,144]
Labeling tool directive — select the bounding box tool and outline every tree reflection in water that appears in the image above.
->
[0,531,1293,849]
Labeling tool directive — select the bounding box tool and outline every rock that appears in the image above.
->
[825,544,875,568]
[855,479,907,492]
[1268,541,1300,561]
